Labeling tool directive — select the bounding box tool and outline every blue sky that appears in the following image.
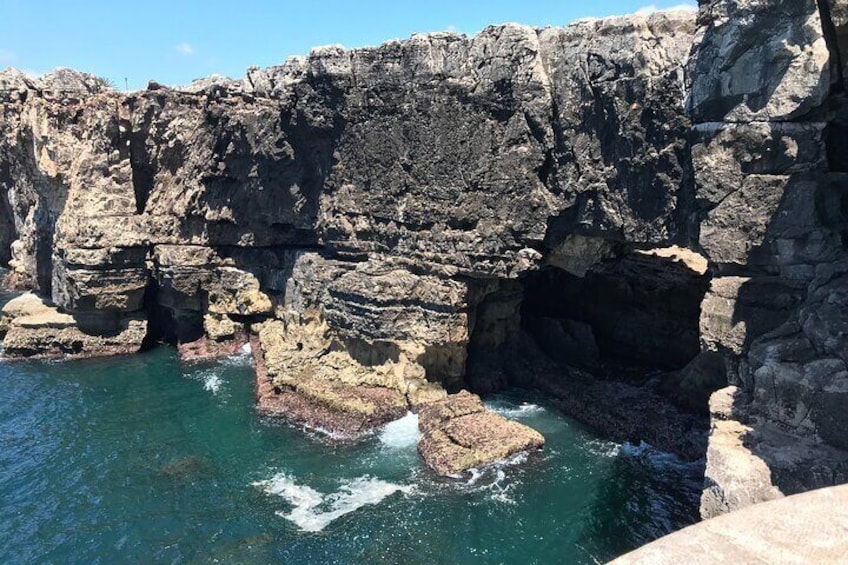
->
[0,0,696,90]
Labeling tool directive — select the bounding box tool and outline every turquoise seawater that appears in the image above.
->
[0,345,703,564]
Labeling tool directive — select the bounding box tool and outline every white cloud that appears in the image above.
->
[635,2,697,15]
[0,48,18,66]
[175,42,196,56]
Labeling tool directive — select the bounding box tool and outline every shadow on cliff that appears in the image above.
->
[465,250,713,466]
[712,95,848,494]
[12,129,69,294]
[198,80,346,243]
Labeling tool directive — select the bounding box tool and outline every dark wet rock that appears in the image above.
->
[529,359,708,461]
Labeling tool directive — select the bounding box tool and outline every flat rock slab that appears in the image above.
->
[256,386,406,438]
[611,485,848,564]
[418,391,545,476]
[252,336,407,437]
[0,292,146,359]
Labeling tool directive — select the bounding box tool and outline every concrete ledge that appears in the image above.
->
[611,485,848,564]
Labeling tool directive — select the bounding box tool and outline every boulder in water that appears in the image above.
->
[417,391,545,476]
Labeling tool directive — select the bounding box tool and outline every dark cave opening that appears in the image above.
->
[140,275,205,350]
[520,252,709,372]
[826,119,848,173]
[465,248,717,460]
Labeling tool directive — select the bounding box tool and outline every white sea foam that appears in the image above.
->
[220,344,253,367]
[485,402,545,419]
[379,412,420,449]
[584,439,622,458]
[620,441,701,471]
[252,474,413,532]
[202,372,223,394]
[186,368,225,395]
[458,451,531,505]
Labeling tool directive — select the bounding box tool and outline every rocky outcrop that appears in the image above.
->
[686,0,830,122]
[699,387,784,519]
[4,11,704,474]
[0,292,145,358]
[0,2,845,490]
[417,391,545,475]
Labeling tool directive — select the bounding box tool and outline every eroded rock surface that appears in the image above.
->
[418,391,545,475]
[0,292,145,358]
[700,387,784,519]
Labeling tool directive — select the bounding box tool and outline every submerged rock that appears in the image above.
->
[157,456,215,483]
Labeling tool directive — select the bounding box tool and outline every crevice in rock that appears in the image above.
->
[128,102,157,214]
[536,150,555,187]
[825,118,848,172]
[0,159,17,266]
[9,126,71,294]
[139,274,170,350]
[817,0,846,93]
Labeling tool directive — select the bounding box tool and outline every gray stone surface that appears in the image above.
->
[686,0,848,516]
[686,0,830,122]
[700,387,784,519]
[612,485,848,564]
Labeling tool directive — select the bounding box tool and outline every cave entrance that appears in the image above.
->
[465,246,716,459]
[520,249,709,373]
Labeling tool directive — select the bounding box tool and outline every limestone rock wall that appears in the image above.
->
[688,0,848,516]
[0,11,696,371]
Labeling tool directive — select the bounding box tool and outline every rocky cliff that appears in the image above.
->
[0,1,845,510]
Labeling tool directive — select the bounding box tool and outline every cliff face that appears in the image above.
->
[688,0,848,517]
[0,2,845,505]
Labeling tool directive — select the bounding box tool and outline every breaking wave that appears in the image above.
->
[252,474,414,532]
[202,372,223,394]
[484,402,545,419]
[220,343,253,366]
[583,439,622,458]
[185,367,225,396]
[379,412,420,449]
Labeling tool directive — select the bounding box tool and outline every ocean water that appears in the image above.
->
[0,346,703,564]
